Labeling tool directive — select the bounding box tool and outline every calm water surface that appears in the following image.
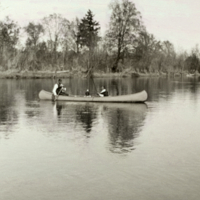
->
[1,77,200,200]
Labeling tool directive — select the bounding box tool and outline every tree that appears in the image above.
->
[78,9,100,51]
[0,16,20,47]
[42,13,69,68]
[135,31,161,72]
[160,41,176,72]
[185,53,199,73]
[0,16,20,69]
[76,10,100,74]
[62,17,80,53]
[24,22,44,47]
[175,51,187,73]
[106,0,143,72]
[21,23,45,71]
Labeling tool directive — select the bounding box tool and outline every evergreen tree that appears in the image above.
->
[78,10,100,51]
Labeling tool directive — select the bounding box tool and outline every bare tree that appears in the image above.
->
[42,13,69,68]
[106,0,143,72]
[24,22,44,47]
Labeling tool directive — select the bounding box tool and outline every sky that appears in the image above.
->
[0,0,200,52]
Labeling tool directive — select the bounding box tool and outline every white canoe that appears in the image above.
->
[39,90,148,103]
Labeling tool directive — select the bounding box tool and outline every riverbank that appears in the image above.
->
[0,70,199,79]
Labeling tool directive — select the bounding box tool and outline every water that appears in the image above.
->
[1,77,200,200]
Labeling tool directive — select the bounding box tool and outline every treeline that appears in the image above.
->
[0,0,200,75]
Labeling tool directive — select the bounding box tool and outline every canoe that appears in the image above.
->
[38,90,148,103]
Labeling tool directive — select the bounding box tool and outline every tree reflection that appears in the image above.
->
[51,102,97,135]
[0,108,18,136]
[0,80,19,138]
[111,79,119,95]
[25,102,40,118]
[75,103,97,135]
[189,77,199,93]
[102,103,147,154]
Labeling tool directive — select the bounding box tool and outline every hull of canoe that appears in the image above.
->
[39,90,148,103]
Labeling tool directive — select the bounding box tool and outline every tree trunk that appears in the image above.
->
[112,57,120,73]
[112,48,121,72]
[112,35,122,72]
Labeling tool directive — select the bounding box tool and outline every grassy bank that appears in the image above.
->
[0,70,198,79]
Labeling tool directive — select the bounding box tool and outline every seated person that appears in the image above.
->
[52,79,69,97]
[98,86,108,97]
[85,89,91,97]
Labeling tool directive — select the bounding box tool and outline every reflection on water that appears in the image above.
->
[102,103,147,153]
[48,101,147,153]
[0,81,19,137]
[1,77,200,200]
[75,103,97,134]
[0,76,199,143]
[53,101,98,134]
[55,102,63,116]
[25,102,40,118]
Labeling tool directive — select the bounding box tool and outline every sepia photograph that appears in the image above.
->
[0,0,200,199]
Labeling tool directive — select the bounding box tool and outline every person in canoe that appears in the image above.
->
[85,89,91,97]
[98,86,108,97]
[52,79,68,100]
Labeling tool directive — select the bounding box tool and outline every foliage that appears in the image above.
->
[42,14,70,52]
[63,18,80,53]
[0,16,20,47]
[42,13,70,69]
[78,10,100,51]
[24,22,44,47]
[0,16,20,70]
[0,5,199,75]
[106,0,143,72]
[185,45,200,73]
[185,53,199,73]
[134,31,162,72]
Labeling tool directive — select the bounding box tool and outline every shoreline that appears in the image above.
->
[0,70,198,79]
